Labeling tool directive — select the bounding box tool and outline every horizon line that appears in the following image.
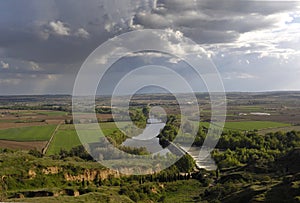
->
[1,90,300,97]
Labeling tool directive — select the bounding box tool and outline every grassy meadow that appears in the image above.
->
[46,122,123,155]
[0,125,57,142]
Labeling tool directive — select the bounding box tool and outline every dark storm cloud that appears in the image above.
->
[131,0,300,43]
[0,0,299,94]
[1,0,298,65]
[0,0,112,66]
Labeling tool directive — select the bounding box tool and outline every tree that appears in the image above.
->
[29,149,43,158]
[142,106,150,119]
[175,154,195,173]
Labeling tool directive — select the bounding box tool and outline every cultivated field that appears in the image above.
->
[0,125,57,142]
[46,122,122,155]
[199,121,291,132]
[0,109,69,151]
[46,125,81,155]
[0,93,300,153]
[0,140,47,151]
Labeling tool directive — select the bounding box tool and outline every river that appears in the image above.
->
[122,118,217,171]
[180,146,217,171]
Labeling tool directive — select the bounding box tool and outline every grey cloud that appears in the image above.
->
[1,0,298,67]
[0,0,299,94]
[155,0,198,12]
[130,0,300,44]
[197,1,299,15]
[0,0,111,66]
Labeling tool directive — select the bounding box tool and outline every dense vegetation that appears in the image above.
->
[158,115,181,148]
[129,106,149,129]
[1,126,300,202]
[197,130,300,202]
[0,146,199,202]
[191,123,300,170]
[210,130,300,169]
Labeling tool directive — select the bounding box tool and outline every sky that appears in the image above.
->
[0,0,300,95]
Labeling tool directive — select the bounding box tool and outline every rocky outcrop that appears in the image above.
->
[74,191,80,197]
[117,167,155,175]
[64,169,120,182]
[42,166,62,175]
[28,170,36,179]
[54,189,80,197]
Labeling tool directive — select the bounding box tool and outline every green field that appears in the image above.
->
[201,121,291,131]
[5,110,67,117]
[46,123,122,155]
[46,127,81,155]
[236,106,263,111]
[37,111,68,116]
[0,125,57,142]
[0,119,18,123]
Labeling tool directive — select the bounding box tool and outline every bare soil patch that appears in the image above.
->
[0,122,47,130]
[45,119,63,125]
[0,140,47,151]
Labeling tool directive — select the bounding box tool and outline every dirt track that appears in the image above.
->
[42,121,63,154]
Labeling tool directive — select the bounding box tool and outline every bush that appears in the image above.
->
[29,149,43,158]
